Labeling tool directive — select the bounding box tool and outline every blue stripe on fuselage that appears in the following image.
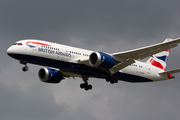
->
[8,53,152,83]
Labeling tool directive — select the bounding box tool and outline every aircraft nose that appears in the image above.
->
[6,46,14,55]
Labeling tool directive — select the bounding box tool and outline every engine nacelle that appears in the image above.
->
[38,68,63,83]
[89,52,115,69]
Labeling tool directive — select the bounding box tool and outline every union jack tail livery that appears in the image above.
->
[147,50,170,71]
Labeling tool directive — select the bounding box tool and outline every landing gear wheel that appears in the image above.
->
[88,84,92,90]
[80,83,85,89]
[107,77,118,84]
[110,80,114,84]
[106,77,110,82]
[114,79,118,83]
[85,86,89,91]
[22,66,29,72]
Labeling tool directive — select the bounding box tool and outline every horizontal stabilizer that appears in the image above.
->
[158,69,180,75]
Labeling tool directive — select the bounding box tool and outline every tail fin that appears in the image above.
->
[147,50,170,70]
[146,39,172,70]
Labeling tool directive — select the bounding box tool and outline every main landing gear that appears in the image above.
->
[80,76,92,91]
[80,82,92,91]
[20,60,29,72]
[106,77,118,84]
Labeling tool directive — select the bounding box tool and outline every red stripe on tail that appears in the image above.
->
[150,58,165,70]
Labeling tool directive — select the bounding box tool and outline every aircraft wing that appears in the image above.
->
[109,38,180,74]
[112,38,180,61]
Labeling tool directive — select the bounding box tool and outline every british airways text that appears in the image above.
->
[38,47,71,57]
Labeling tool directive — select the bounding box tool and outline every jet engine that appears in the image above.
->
[38,68,64,83]
[89,52,115,69]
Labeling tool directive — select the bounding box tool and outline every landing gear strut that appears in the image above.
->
[80,76,92,91]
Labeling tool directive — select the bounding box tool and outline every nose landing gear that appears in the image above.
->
[22,66,29,72]
[20,60,29,72]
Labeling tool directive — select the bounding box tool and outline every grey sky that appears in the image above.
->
[1,0,180,120]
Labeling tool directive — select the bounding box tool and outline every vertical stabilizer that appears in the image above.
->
[146,39,172,70]
[147,50,170,70]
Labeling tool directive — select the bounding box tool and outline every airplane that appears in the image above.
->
[6,38,180,91]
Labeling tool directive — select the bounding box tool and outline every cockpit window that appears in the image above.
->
[12,43,23,46]
[18,43,23,45]
[12,43,17,45]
